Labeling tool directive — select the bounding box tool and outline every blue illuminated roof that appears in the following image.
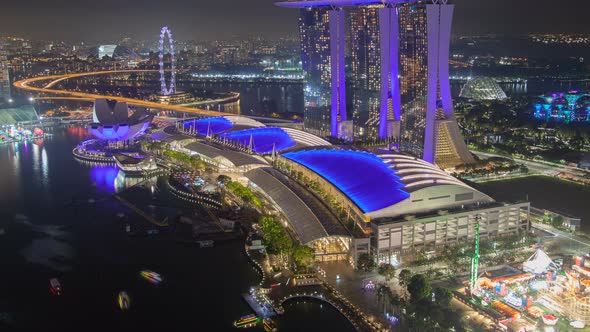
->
[184,117,233,136]
[282,149,409,213]
[220,127,296,154]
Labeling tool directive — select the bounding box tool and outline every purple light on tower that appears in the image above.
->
[329,9,346,138]
[159,26,176,96]
[378,6,402,139]
[423,3,454,163]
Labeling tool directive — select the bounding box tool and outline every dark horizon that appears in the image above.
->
[1,0,590,42]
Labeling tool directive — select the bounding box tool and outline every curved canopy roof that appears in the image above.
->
[379,154,476,192]
[283,149,409,213]
[183,117,233,136]
[459,77,507,101]
[220,127,296,154]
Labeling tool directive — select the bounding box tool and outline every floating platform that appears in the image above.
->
[242,293,277,318]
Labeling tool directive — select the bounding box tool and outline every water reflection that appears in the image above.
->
[89,165,119,193]
[16,213,74,272]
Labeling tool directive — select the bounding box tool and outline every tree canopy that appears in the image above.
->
[293,245,315,271]
[357,253,376,272]
[259,216,293,255]
[407,274,431,302]
[398,269,412,288]
[378,263,397,282]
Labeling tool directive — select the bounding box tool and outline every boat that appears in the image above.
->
[542,314,558,326]
[140,270,162,284]
[233,314,258,328]
[49,278,62,296]
[263,318,277,332]
[118,291,131,310]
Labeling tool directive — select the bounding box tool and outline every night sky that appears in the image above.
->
[1,0,589,41]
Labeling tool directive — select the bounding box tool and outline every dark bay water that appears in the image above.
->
[0,127,354,331]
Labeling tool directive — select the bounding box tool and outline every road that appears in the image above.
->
[531,221,590,256]
[471,150,590,178]
[13,70,231,117]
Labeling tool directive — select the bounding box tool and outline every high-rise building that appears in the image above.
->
[298,7,348,138]
[279,0,474,168]
[397,1,473,167]
[0,42,10,103]
[348,7,381,139]
[397,3,428,156]
[298,7,332,137]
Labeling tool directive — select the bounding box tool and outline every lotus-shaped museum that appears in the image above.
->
[88,99,153,141]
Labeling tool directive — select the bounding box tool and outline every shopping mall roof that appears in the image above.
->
[184,141,268,168]
[282,148,494,219]
[246,168,349,243]
[282,149,410,213]
[220,127,296,154]
[183,117,233,136]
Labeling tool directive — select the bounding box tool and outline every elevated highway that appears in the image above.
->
[13,70,228,117]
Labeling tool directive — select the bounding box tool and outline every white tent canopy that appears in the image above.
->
[523,249,558,274]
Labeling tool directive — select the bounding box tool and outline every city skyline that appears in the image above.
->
[1,0,590,41]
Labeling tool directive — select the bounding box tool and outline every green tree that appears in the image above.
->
[217,174,231,185]
[292,245,315,272]
[407,274,431,302]
[398,269,412,288]
[433,287,453,307]
[552,215,564,228]
[357,253,376,272]
[378,263,397,282]
[259,216,293,255]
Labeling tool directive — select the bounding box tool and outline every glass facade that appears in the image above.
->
[299,8,332,137]
[398,3,428,157]
[348,7,381,139]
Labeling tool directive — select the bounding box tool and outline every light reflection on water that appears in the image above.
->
[89,164,119,194]
[16,213,74,272]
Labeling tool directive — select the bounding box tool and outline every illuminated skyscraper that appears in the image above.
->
[349,7,381,139]
[298,7,347,138]
[398,3,428,156]
[0,43,10,103]
[279,0,474,168]
[397,1,473,167]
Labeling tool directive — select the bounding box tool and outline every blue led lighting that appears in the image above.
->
[90,165,119,193]
[184,117,233,135]
[220,127,296,154]
[283,149,409,213]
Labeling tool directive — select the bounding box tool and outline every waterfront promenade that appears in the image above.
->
[244,243,391,332]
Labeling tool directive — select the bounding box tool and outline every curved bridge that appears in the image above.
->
[13,70,228,117]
